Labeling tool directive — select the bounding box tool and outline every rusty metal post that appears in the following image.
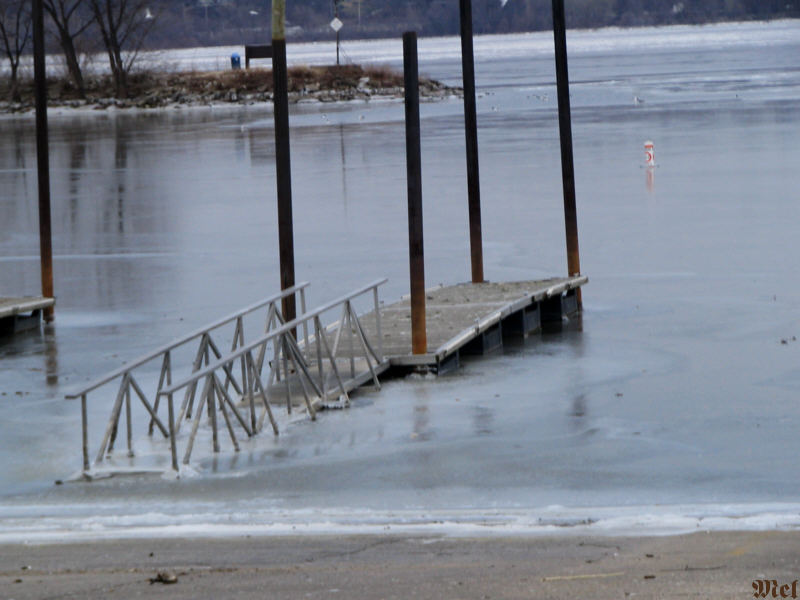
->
[552,0,582,307]
[32,0,55,322]
[403,32,427,355]
[272,0,296,324]
[459,0,484,284]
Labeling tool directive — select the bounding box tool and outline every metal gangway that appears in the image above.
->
[67,280,388,477]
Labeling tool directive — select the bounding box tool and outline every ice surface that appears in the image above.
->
[1,21,799,540]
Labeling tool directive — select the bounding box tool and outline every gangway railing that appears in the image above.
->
[70,279,388,476]
[66,282,310,474]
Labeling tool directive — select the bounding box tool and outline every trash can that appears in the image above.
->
[230,53,241,70]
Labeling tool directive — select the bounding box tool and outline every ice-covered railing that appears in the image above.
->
[152,278,387,472]
[66,283,310,475]
[67,279,388,477]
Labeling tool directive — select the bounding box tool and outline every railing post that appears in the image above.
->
[459,0,484,284]
[245,348,256,433]
[314,316,325,397]
[167,393,178,473]
[346,301,355,378]
[373,286,383,360]
[208,376,220,453]
[149,350,170,436]
[403,31,427,355]
[125,384,133,457]
[552,0,582,308]
[300,288,309,359]
[96,375,128,463]
[236,316,248,405]
[281,335,292,414]
[81,394,89,472]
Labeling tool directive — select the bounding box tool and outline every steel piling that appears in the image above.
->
[551,0,582,307]
[459,0,484,284]
[403,32,427,355]
[32,0,54,322]
[272,0,297,324]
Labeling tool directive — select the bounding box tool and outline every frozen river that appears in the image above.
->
[1,20,799,540]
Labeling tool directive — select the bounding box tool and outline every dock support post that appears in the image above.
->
[459,0,484,284]
[552,0,582,308]
[33,0,54,323]
[403,32,427,355]
[272,0,296,324]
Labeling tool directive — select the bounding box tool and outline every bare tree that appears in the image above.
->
[88,0,156,98]
[43,0,94,96]
[0,0,31,102]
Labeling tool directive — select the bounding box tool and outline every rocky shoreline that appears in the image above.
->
[0,65,459,114]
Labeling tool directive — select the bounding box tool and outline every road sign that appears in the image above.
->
[330,18,343,32]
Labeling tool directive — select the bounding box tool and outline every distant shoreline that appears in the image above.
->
[0,64,459,115]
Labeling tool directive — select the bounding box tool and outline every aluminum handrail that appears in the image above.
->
[158,278,387,397]
[65,282,310,399]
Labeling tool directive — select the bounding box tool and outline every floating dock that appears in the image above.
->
[69,276,587,475]
[372,276,586,373]
[285,276,587,400]
[0,297,55,335]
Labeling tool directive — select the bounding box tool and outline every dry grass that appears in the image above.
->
[157,64,405,93]
[1,64,453,110]
[4,65,405,98]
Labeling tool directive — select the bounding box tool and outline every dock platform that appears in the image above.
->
[0,297,54,335]
[365,276,587,373]
[276,276,586,404]
[69,276,587,476]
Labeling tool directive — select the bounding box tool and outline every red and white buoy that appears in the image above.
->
[644,140,655,167]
